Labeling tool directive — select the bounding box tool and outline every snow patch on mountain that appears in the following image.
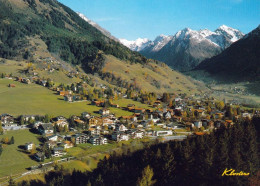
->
[78,12,97,26]
[151,34,173,51]
[119,38,152,51]
[216,25,244,42]
[77,12,119,41]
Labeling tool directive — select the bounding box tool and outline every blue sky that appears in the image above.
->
[58,0,260,40]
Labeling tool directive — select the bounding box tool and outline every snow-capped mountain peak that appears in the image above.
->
[119,38,152,51]
[215,25,244,42]
[152,34,173,51]
[154,34,169,42]
[199,29,215,37]
[119,35,173,52]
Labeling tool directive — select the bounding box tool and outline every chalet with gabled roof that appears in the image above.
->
[38,124,54,135]
[92,100,105,107]
[52,147,66,157]
[99,108,110,116]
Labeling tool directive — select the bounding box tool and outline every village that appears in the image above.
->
[0,59,259,172]
[1,85,258,163]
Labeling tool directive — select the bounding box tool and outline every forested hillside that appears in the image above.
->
[0,0,148,73]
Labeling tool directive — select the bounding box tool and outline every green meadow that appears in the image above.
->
[0,130,40,178]
[0,79,133,117]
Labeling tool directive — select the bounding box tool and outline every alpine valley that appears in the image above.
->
[0,0,259,186]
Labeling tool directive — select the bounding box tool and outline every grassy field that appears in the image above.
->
[211,83,260,107]
[0,79,133,117]
[67,142,118,158]
[62,143,118,173]
[36,70,81,85]
[15,173,46,184]
[0,58,81,85]
[104,55,205,94]
[0,130,41,177]
[114,99,152,109]
[0,59,26,76]
[61,160,92,172]
[65,140,144,172]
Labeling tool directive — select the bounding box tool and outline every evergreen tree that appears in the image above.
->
[225,106,233,119]
[20,116,24,125]
[193,136,207,184]
[44,114,51,123]
[95,174,104,186]
[8,176,15,186]
[242,123,259,175]
[0,145,2,157]
[0,121,3,134]
[10,136,14,144]
[162,93,170,103]
[43,143,51,159]
[161,143,176,184]
[87,180,92,186]
[137,165,156,186]
[179,139,194,185]
[28,117,34,125]
[214,129,229,184]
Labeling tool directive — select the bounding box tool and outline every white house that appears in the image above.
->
[82,112,91,119]
[112,131,129,142]
[88,128,100,136]
[164,112,172,119]
[63,141,74,149]
[99,108,110,116]
[89,136,108,145]
[54,120,69,128]
[47,135,59,142]
[154,130,173,136]
[133,130,144,139]
[52,147,66,157]
[242,113,252,118]
[116,124,128,132]
[25,142,34,151]
[194,121,202,128]
[38,124,54,135]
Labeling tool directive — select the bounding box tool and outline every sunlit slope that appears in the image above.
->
[103,55,205,94]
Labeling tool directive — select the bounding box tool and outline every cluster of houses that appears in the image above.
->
[1,94,259,162]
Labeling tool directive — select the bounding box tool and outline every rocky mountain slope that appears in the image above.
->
[77,12,119,42]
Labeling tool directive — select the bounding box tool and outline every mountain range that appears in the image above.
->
[196,25,260,82]
[120,26,244,71]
